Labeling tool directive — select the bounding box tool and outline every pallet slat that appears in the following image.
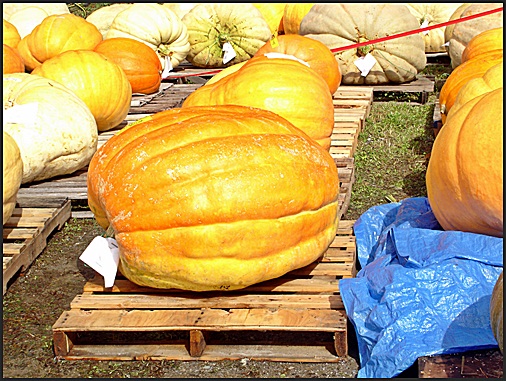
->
[3,199,71,295]
[52,219,357,362]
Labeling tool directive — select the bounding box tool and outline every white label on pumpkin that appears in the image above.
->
[79,236,120,288]
[442,41,450,47]
[3,102,39,127]
[420,19,430,35]
[161,56,173,79]
[222,42,236,64]
[354,53,377,77]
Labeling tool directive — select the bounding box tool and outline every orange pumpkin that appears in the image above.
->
[87,104,340,291]
[254,34,341,94]
[94,37,162,95]
[439,50,502,124]
[23,13,102,64]
[3,44,25,74]
[32,50,132,131]
[461,27,503,63]
[3,19,21,48]
[427,87,503,237]
[16,35,42,72]
[183,54,335,150]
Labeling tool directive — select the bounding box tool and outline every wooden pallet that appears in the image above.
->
[372,76,435,104]
[418,349,503,378]
[330,86,373,160]
[433,97,443,137]
[3,198,71,295]
[52,220,357,362]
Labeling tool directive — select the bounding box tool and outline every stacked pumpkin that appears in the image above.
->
[426,28,503,238]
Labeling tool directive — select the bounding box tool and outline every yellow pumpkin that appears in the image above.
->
[282,3,314,34]
[16,35,43,72]
[3,19,21,48]
[32,50,132,131]
[3,131,23,225]
[87,105,340,291]
[426,87,503,237]
[3,44,25,74]
[253,3,286,35]
[22,13,102,64]
[183,53,335,150]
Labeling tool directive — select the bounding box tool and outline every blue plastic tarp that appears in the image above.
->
[339,197,503,378]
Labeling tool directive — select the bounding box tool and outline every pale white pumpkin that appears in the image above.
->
[106,3,190,70]
[447,3,503,68]
[182,3,272,68]
[5,6,50,39]
[162,3,199,19]
[3,73,98,184]
[405,3,464,53]
[85,3,133,39]
[2,3,69,20]
[3,131,23,225]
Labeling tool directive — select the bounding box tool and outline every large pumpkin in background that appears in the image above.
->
[19,13,102,68]
[106,3,190,71]
[32,50,132,131]
[426,87,503,238]
[182,54,335,150]
[94,37,162,95]
[87,105,340,291]
[282,3,314,35]
[182,3,272,68]
[3,131,23,225]
[405,3,464,53]
[299,3,426,85]
[3,73,98,184]
[253,3,286,36]
[85,3,132,39]
[254,34,342,94]
[446,3,503,68]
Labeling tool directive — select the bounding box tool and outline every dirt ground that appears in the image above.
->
[2,218,366,378]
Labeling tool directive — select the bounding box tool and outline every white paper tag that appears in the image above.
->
[354,53,377,77]
[420,19,430,35]
[161,55,173,79]
[222,42,236,64]
[79,236,120,288]
[442,41,450,47]
[3,102,39,127]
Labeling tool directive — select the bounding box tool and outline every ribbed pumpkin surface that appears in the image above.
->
[462,27,503,63]
[94,37,162,95]
[426,88,503,237]
[32,50,132,131]
[87,105,340,291]
[182,54,335,150]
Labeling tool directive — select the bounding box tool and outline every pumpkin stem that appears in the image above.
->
[356,30,373,57]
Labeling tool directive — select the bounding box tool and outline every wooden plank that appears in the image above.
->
[52,220,356,361]
[3,199,71,295]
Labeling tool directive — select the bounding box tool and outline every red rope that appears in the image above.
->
[166,6,503,78]
[330,6,503,53]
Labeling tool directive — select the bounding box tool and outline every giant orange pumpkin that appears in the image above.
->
[254,34,341,94]
[94,37,162,95]
[87,105,340,291]
[32,50,132,131]
[426,87,503,237]
[182,54,335,150]
[439,50,502,124]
